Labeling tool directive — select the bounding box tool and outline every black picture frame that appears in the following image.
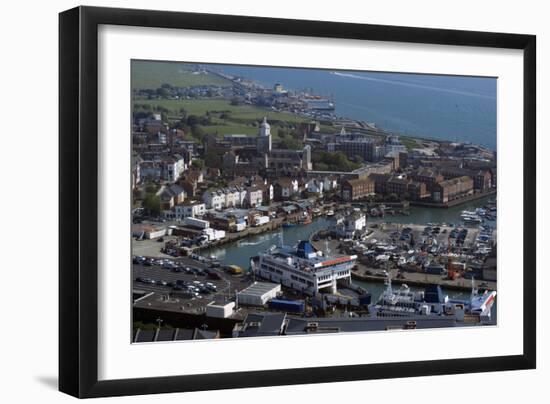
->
[59,5,536,398]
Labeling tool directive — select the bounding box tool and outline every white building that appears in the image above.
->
[246,187,263,208]
[306,179,324,195]
[236,282,281,306]
[334,213,367,239]
[202,227,225,241]
[163,201,206,221]
[206,301,235,318]
[203,187,248,210]
[257,117,272,154]
[203,189,225,210]
[178,202,206,219]
[162,155,185,182]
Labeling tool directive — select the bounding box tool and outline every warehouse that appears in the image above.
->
[236,282,281,306]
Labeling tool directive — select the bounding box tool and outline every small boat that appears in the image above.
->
[326,209,335,217]
[282,222,297,228]
[300,217,312,225]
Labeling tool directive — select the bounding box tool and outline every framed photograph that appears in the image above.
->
[59,6,536,398]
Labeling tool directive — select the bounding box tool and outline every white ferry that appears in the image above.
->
[256,240,357,295]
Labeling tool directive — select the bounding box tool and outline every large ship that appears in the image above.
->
[256,240,357,296]
[302,96,335,111]
[373,275,496,324]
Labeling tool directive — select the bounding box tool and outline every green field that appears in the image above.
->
[399,136,423,150]
[134,98,308,122]
[131,60,231,89]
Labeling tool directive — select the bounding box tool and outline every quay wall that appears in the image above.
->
[410,189,496,209]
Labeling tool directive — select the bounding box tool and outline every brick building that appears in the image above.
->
[341,177,375,201]
[432,176,474,203]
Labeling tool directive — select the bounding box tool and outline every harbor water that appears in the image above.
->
[203,196,496,316]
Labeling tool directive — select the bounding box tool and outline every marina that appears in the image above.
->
[130,61,498,340]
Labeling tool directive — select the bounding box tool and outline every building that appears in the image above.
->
[236,282,281,306]
[132,224,166,239]
[385,135,407,155]
[257,241,357,295]
[162,154,186,182]
[411,168,444,191]
[432,176,474,203]
[333,212,367,238]
[341,177,375,201]
[326,132,384,162]
[473,170,493,191]
[245,186,263,208]
[306,178,324,195]
[257,116,272,154]
[206,301,236,319]
[273,178,300,201]
[232,312,287,338]
[168,201,206,220]
[202,188,245,210]
[266,146,312,171]
[206,118,312,175]
[156,184,186,210]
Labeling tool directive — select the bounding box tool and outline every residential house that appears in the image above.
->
[203,189,226,210]
[157,184,186,210]
[306,178,324,195]
[273,178,299,201]
[246,186,263,208]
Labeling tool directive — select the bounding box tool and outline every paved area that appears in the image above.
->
[132,258,254,314]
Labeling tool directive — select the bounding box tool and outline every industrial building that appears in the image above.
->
[236,282,281,306]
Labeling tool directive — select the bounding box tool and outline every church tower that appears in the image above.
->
[257,116,272,153]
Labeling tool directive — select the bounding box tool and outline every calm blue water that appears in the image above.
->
[219,65,497,150]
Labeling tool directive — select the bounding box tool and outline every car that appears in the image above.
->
[172,267,184,273]
[157,280,168,286]
[207,272,221,280]
[136,277,154,284]
[133,256,145,264]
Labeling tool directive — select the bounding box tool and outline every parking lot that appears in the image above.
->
[132,256,254,314]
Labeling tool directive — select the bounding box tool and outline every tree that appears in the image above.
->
[190,124,205,141]
[192,158,205,169]
[204,151,221,168]
[143,193,161,216]
[187,115,201,126]
[279,134,302,150]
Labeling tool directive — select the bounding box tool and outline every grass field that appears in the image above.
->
[131,60,231,89]
[134,98,308,123]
